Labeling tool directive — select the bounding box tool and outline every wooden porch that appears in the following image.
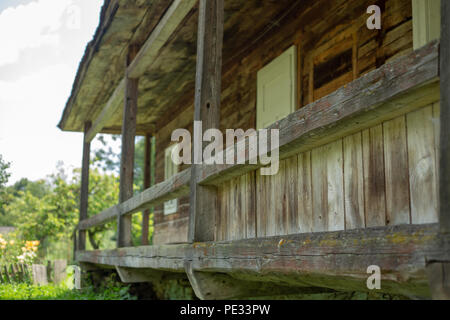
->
[58,0,450,299]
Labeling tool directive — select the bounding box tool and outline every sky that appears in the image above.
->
[0,0,104,184]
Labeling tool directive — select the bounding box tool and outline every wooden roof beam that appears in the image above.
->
[85,0,197,142]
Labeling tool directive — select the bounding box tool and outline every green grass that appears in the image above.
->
[0,283,137,300]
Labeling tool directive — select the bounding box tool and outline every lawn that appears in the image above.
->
[0,282,137,300]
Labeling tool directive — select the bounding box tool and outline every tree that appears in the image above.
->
[92,134,148,192]
[0,154,11,188]
[3,166,122,256]
[0,179,49,226]
[3,168,79,257]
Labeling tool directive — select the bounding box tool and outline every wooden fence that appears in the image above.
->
[0,263,31,284]
[0,260,67,285]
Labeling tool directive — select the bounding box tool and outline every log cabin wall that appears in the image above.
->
[153,0,415,244]
[216,102,440,240]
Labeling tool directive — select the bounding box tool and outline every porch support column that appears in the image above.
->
[185,0,226,300]
[117,46,139,248]
[428,0,450,299]
[142,134,153,245]
[78,121,91,252]
[188,0,224,243]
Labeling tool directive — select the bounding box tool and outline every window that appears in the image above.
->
[412,0,441,50]
[164,144,179,215]
[257,45,297,129]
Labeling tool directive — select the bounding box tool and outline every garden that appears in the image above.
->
[0,137,152,300]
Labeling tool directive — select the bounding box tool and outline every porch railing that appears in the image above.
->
[75,40,440,251]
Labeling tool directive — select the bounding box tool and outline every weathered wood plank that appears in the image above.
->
[32,264,48,286]
[78,122,91,251]
[200,41,440,187]
[53,260,67,285]
[312,140,345,232]
[272,160,286,236]
[407,106,438,224]
[433,102,441,193]
[439,0,450,234]
[246,171,257,239]
[312,145,328,232]
[285,157,299,235]
[428,0,450,300]
[117,47,139,248]
[362,125,387,227]
[344,132,365,229]
[298,151,313,233]
[188,0,224,243]
[327,140,345,232]
[256,170,267,238]
[383,116,411,225]
[76,223,448,298]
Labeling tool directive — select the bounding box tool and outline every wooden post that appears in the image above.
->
[78,121,91,252]
[54,260,67,284]
[428,0,450,300]
[117,46,139,248]
[188,0,224,243]
[142,134,152,245]
[439,0,450,234]
[32,264,48,286]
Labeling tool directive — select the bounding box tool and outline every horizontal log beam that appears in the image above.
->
[77,223,449,297]
[84,0,197,142]
[78,169,190,230]
[200,41,440,186]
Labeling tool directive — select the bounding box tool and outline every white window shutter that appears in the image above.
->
[412,0,441,50]
[257,45,297,130]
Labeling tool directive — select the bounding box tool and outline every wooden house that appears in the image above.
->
[58,0,450,299]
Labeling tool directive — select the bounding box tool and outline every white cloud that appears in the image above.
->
[0,0,73,67]
[0,0,103,184]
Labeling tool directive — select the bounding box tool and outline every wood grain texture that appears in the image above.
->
[440,0,450,233]
[362,125,386,227]
[298,152,313,233]
[407,106,438,224]
[312,140,345,232]
[188,0,224,243]
[117,55,139,248]
[201,41,439,187]
[383,116,411,225]
[344,132,365,229]
[77,223,448,298]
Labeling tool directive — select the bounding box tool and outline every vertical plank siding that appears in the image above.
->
[383,116,411,225]
[407,106,438,224]
[154,0,414,243]
[362,125,387,228]
[216,104,441,241]
[343,133,365,230]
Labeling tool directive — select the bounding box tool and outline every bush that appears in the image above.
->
[0,233,39,266]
